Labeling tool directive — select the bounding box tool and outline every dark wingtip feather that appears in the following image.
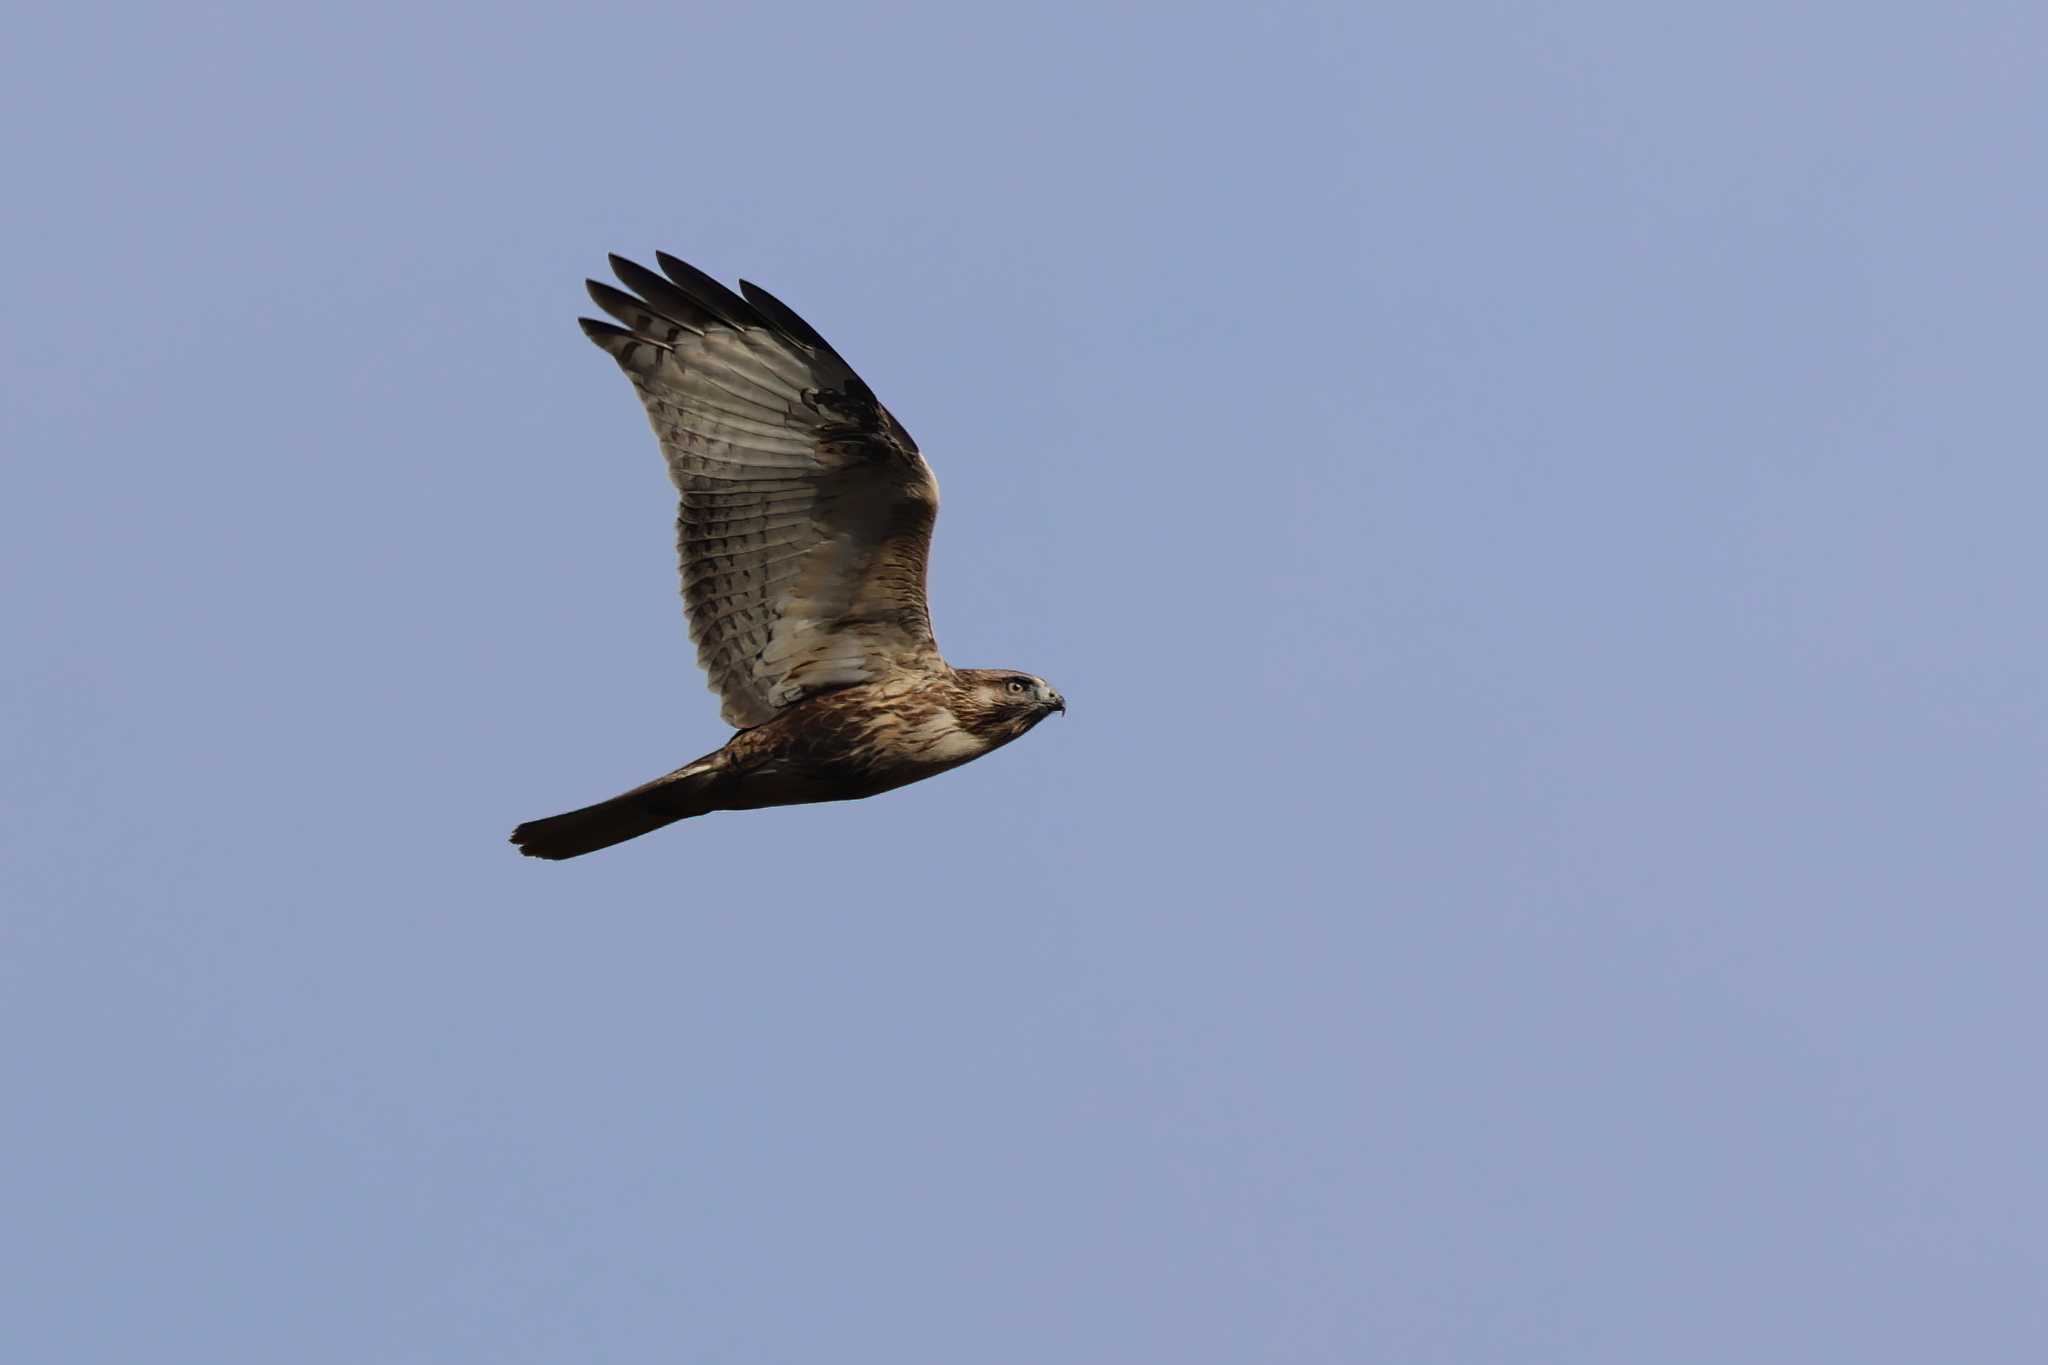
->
[654,251,763,327]
[738,279,836,354]
[588,279,675,333]
[609,254,722,329]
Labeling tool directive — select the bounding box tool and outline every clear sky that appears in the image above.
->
[5,2,2045,1360]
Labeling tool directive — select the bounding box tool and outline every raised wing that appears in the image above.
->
[582,253,943,727]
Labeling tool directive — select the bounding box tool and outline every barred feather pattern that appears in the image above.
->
[582,253,943,727]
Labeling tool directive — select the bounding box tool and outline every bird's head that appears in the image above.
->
[955,668,1066,739]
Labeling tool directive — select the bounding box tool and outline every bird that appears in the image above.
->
[510,251,1064,860]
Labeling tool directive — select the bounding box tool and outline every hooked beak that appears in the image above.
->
[1050,693,1067,716]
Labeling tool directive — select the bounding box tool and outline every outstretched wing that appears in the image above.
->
[582,253,943,728]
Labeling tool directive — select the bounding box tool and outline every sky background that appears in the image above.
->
[5,2,2045,1360]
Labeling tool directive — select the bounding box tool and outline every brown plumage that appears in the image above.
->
[511,253,1063,861]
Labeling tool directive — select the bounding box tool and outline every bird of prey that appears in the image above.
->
[511,252,1064,860]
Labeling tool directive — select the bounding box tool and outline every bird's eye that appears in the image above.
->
[1006,679,1026,694]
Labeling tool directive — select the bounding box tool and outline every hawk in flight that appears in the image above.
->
[511,252,1064,860]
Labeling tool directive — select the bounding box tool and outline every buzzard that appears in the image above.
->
[511,252,1064,860]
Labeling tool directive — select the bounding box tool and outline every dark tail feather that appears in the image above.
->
[511,759,724,860]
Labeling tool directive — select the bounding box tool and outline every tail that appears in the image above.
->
[511,756,726,860]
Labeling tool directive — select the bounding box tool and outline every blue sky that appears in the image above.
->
[5,2,2045,1360]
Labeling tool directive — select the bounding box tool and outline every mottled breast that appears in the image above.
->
[886,707,991,767]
